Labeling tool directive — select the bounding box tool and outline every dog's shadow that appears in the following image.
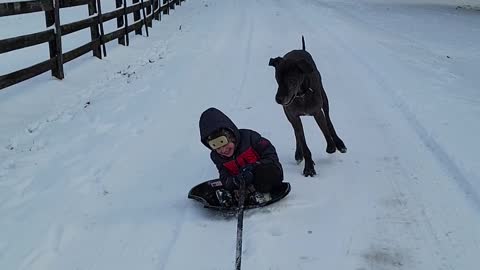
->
[283,155,343,177]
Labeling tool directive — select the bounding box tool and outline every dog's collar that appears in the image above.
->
[285,87,314,107]
[296,87,314,98]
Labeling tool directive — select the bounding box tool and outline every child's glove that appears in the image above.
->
[224,176,239,190]
[225,165,255,190]
[238,165,255,185]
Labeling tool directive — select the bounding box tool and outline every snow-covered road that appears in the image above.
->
[1,0,479,269]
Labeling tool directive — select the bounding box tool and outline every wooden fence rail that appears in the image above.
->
[0,0,186,90]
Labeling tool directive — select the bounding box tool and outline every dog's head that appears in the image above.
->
[269,56,314,106]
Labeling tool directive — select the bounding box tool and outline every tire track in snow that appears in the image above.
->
[149,5,247,266]
[234,19,254,107]
[156,207,188,270]
[298,0,480,214]
[283,1,471,269]
[377,155,455,270]
[217,0,255,108]
[155,165,213,270]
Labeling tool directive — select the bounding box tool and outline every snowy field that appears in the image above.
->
[1,0,480,269]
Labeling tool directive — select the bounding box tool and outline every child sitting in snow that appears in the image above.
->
[199,107,284,207]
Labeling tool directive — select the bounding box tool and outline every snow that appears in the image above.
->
[1,0,480,269]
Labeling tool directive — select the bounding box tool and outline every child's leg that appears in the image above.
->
[253,163,283,193]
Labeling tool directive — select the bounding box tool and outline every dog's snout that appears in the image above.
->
[275,90,289,104]
[275,94,283,104]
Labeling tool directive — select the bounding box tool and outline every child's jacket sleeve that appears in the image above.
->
[250,131,283,170]
[210,151,231,183]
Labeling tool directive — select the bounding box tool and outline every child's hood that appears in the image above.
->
[199,107,240,149]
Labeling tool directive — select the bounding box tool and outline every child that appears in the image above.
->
[199,107,284,207]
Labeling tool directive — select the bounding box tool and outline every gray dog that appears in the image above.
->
[269,36,347,177]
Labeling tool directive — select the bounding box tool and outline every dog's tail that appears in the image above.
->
[301,35,305,51]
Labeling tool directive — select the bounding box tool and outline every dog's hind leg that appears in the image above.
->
[285,110,316,177]
[320,91,347,153]
[295,139,305,164]
[313,110,337,154]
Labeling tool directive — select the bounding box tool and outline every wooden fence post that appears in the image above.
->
[88,0,101,59]
[146,0,152,27]
[123,0,130,46]
[44,0,55,28]
[153,0,160,21]
[116,0,125,45]
[48,37,58,77]
[45,0,56,77]
[96,0,107,57]
[163,0,169,15]
[52,0,64,79]
[133,0,142,35]
[140,0,149,36]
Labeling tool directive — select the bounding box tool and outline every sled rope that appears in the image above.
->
[235,179,246,270]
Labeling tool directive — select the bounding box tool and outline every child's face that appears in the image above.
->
[215,142,235,157]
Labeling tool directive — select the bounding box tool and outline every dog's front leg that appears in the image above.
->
[285,110,316,177]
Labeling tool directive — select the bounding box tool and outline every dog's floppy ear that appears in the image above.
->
[296,59,314,73]
[269,57,283,68]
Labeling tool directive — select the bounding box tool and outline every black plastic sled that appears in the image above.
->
[188,180,291,211]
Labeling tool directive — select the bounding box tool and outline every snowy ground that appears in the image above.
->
[1,0,480,269]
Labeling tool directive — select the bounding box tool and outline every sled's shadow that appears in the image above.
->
[194,206,237,220]
[193,203,277,221]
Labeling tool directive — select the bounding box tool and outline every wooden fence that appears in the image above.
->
[0,0,186,90]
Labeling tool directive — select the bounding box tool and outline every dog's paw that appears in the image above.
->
[334,139,347,153]
[326,144,336,154]
[303,167,316,177]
